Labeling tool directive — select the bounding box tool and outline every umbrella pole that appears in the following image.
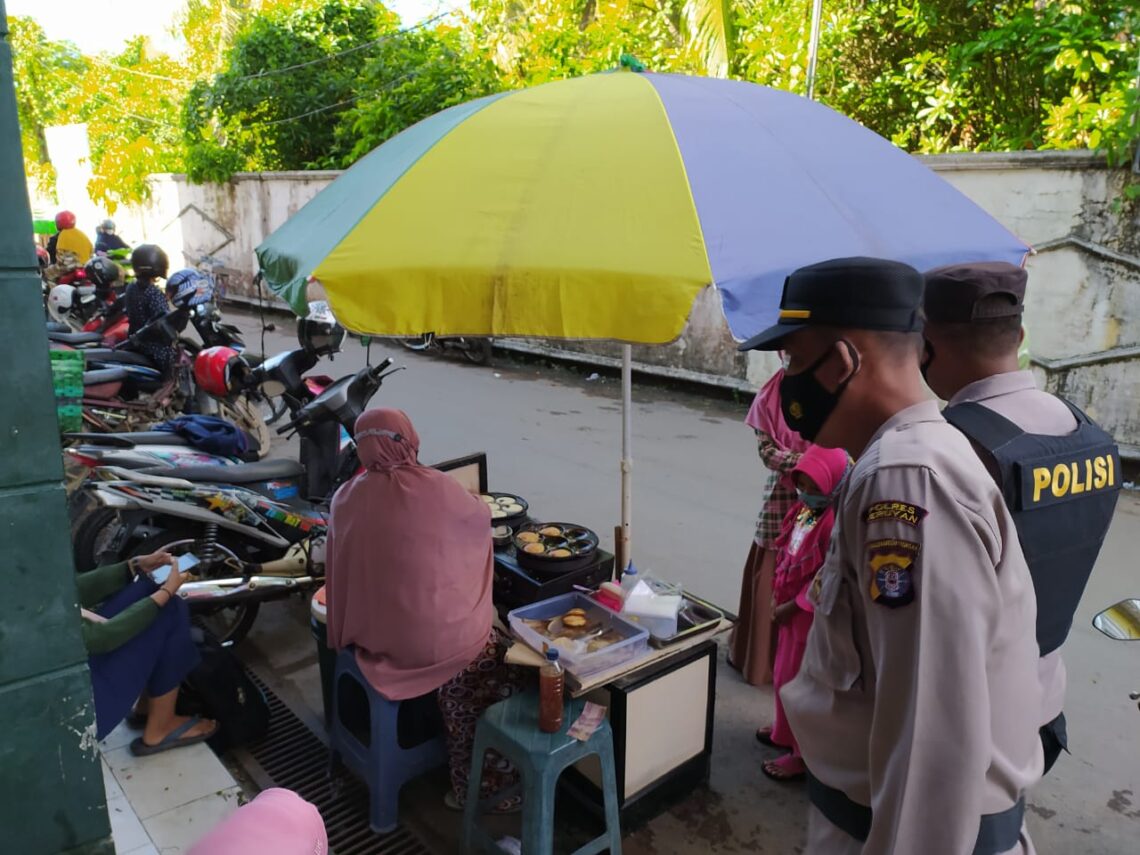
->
[620,344,632,576]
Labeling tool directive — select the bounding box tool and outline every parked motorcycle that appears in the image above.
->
[53,294,269,448]
[400,332,492,365]
[74,357,400,644]
[45,256,126,333]
[64,336,340,493]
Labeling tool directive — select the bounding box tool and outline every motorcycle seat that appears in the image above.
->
[81,348,155,368]
[46,321,70,333]
[65,431,192,447]
[49,330,104,345]
[83,367,129,386]
[140,457,305,484]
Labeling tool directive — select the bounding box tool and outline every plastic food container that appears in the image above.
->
[508,592,649,678]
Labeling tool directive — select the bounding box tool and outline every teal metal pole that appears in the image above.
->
[0,4,113,852]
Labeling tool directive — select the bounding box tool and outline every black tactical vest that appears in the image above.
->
[944,399,1120,656]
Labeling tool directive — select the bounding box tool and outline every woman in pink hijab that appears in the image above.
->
[729,366,810,686]
[326,409,525,810]
[757,445,850,781]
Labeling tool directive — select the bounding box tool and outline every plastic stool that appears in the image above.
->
[462,692,622,855]
[328,647,448,833]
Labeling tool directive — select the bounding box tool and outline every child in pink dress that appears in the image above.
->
[757,445,851,781]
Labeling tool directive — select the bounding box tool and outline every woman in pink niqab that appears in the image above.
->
[326,408,525,809]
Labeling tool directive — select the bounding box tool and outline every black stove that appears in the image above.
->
[493,545,615,613]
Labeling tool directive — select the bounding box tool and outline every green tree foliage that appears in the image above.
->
[468,0,705,85]
[183,0,502,179]
[824,1,1138,158]
[338,25,502,161]
[81,39,189,212]
[11,0,1140,203]
[8,16,85,197]
[183,1,393,180]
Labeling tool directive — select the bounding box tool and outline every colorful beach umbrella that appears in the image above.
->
[257,70,1029,567]
[258,71,1027,345]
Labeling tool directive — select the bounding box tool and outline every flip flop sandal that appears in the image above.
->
[762,756,807,783]
[129,716,217,757]
[755,727,777,747]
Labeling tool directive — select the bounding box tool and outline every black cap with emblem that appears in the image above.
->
[739,256,924,352]
[922,261,1026,324]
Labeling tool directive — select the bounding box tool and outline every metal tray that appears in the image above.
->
[648,593,725,648]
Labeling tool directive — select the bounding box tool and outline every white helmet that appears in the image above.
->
[48,284,74,321]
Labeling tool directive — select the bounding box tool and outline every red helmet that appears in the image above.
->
[193,346,248,397]
[55,210,77,230]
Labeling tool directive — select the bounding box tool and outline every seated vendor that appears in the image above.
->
[79,551,218,754]
[326,408,527,810]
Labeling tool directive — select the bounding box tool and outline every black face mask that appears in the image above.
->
[920,340,935,381]
[779,340,859,442]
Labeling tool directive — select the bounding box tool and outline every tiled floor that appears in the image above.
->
[99,723,243,854]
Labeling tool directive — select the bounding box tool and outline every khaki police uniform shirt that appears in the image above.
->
[782,400,1043,854]
[947,370,1080,727]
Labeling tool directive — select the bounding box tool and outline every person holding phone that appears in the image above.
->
[78,549,218,755]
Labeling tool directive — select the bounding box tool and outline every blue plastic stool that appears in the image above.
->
[328,647,448,833]
[462,692,622,855]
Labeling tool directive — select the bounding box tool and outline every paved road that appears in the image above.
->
[234,312,1139,854]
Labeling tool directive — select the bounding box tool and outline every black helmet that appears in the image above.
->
[85,256,123,291]
[130,244,169,280]
[297,317,345,356]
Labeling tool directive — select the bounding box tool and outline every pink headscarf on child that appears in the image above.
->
[326,408,493,700]
[772,445,851,606]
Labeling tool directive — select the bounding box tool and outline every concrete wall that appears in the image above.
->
[115,151,1139,452]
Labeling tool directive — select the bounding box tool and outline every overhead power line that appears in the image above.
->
[84,8,457,86]
[104,71,417,131]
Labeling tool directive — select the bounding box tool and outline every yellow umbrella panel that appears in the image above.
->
[313,73,712,344]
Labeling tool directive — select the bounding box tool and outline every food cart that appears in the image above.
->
[434,451,732,826]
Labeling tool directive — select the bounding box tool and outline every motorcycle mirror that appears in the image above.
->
[1092,599,1140,641]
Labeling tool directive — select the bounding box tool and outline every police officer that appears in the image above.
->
[740,257,1043,854]
[922,261,1121,776]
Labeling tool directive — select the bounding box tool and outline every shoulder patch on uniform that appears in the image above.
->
[867,538,920,608]
[864,500,928,527]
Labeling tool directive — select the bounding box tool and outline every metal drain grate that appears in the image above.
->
[237,669,433,855]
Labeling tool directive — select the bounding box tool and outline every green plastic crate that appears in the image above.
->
[56,403,83,434]
[50,350,85,399]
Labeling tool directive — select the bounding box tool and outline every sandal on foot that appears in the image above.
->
[755,727,777,747]
[130,716,217,756]
[444,791,523,815]
[762,754,806,782]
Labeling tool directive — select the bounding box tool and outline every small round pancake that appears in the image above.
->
[523,542,546,555]
[517,531,541,544]
[549,548,571,558]
[562,614,587,628]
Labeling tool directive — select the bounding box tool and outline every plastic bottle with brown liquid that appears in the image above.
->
[539,649,565,733]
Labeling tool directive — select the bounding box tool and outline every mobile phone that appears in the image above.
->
[150,552,201,585]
